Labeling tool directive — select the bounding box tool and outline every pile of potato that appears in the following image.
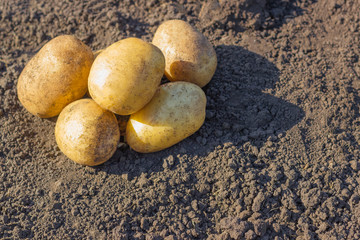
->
[17,20,217,166]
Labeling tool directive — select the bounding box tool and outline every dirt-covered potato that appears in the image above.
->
[88,37,165,115]
[17,35,94,118]
[152,20,217,87]
[55,99,120,166]
[126,81,206,153]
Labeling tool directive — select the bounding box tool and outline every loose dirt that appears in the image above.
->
[1,0,360,239]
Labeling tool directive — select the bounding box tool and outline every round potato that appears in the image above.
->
[88,37,165,115]
[55,99,120,166]
[17,35,94,118]
[152,20,217,87]
[126,81,206,153]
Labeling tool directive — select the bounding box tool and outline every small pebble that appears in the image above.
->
[167,155,175,166]
[121,173,129,181]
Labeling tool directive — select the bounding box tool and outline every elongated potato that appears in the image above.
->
[152,20,217,87]
[88,37,165,115]
[17,35,94,118]
[126,82,206,153]
[55,99,120,166]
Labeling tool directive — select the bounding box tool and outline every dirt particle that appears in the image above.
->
[245,229,256,240]
[121,172,130,181]
[252,192,265,212]
[272,222,281,233]
[253,219,267,236]
[350,160,359,171]
[228,158,237,169]
[163,155,175,169]
[140,218,149,230]
[301,188,321,208]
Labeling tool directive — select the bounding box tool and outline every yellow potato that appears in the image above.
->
[55,99,120,166]
[88,37,165,115]
[126,82,206,153]
[17,35,94,118]
[152,20,217,87]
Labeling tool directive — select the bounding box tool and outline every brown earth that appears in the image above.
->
[1,0,360,239]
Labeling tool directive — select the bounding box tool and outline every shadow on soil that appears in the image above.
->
[99,45,305,179]
[199,0,315,32]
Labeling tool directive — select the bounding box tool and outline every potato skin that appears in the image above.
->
[152,20,217,87]
[17,35,94,118]
[126,82,206,153]
[55,99,120,166]
[88,37,165,115]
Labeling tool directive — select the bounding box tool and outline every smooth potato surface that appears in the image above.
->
[126,82,206,153]
[55,99,120,166]
[152,20,217,87]
[88,37,165,115]
[17,35,94,118]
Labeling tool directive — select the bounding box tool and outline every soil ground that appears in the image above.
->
[1,0,360,239]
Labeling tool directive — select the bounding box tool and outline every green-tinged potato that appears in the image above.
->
[152,20,217,87]
[55,99,120,166]
[88,37,165,115]
[17,35,94,118]
[126,82,206,153]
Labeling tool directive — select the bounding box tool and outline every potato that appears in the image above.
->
[152,20,217,87]
[17,35,94,118]
[55,99,120,166]
[88,37,165,115]
[126,82,206,153]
